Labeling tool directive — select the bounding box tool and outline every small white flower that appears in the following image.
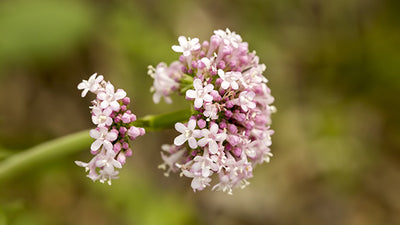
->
[198,124,227,154]
[238,91,256,112]
[214,28,242,48]
[95,150,122,185]
[186,79,214,108]
[203,103,219,120]
[75,156,100,181]
[174,119,201,149]
[97,82,126,111]
[182,168,212,192]
[159,145,186,177]
[91,107,113,127]
[77,73,104,97]
[218,69,240,90]
[90,127,118,152]
[172,36,201,57]
[148,63,179,104]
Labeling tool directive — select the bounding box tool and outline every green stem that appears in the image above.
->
[133,109,192,131]
[0,109,192,182]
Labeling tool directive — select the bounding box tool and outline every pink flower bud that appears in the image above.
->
[228,124,237,134]
[227,135,240,146]
[197,119,206,128]
[233,147,242,157]
[191,60,198,69]
[127,126,141,140]
[225,101,235,109]
[210,90,221,101]
[117,153,126,165]
[120,105,127,112]
[233,113,246,122]
[121,113,131,123]
[114,115,121,123]
[119,127,127,135]
[122,97,130,105]
[224,110,233,118]
[218,61,226,70]
[202,40,209,48]
[125,149,133,157]
[139,128,145,136]
[219,121,227,129]
[113,142,122,153]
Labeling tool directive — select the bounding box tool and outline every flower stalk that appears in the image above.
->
[0,109,192,182]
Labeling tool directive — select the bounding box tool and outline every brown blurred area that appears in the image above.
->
[0,0,399,224]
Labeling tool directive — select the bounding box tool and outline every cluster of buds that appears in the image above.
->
[76,73,145,185]
[149,29,276,194]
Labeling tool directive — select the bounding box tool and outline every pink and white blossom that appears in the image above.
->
[152,29,275,194]
[97,82,126,111]
[218,69,240,90]
[148,63,181,104]
[186,79,214,108]
[198,123,227,154]
[76,74,145,185]
[203,103,219,120]
[214,28,242,48]
[174,119,201,149]
[77,73,104,97]
[238,91,256,112]
[90,127,118,152]
[172,36,201,57]
[91,107,113,127]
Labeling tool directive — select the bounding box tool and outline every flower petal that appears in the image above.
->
[103,141,113,151]
[203,94,213,103]
[188,119,196,130]
[186,90,197,99]
[175,122,187,133]
[198,138,208,147]
[193,79,202,90]
[188,137,198,149]
[174,134,187,146]
[90,129,100,139]
[172,45,183,53]
[194,98,203,108]
[114,89,126,100]
[208,141,218,154]
[221,81,230,89]
[106,132,118,142]
[91,139,103,151]
[231,82,239,90]
[77,82,86,90]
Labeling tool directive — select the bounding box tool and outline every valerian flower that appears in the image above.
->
[149,29,275,194]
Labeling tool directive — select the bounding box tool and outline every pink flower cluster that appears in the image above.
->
[150,29,276,194]
[76,73,145,185]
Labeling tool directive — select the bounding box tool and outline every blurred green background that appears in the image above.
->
[0,0,399,224]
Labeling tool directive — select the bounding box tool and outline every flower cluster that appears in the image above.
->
[76,73,145,185]
[149,29,276,194]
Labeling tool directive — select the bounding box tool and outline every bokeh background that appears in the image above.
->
[1,0,399,224]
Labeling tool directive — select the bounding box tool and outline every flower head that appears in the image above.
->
[150,29,275,193]
[76,74,145,185]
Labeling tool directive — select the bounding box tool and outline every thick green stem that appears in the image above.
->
[0,129,92,182]
[0,109,192,182]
